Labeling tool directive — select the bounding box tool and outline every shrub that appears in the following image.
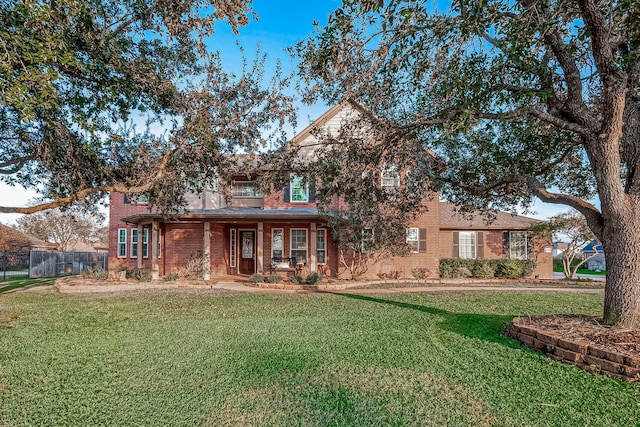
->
[250,273,264,283]
[266,273,283,283]
[472,260,495,279]
[305,272,322,284]
[165,272,179,281]
[80,266,109,281]
[439,259,473,278]
[411,268,428,279]
[290,275,304,284]
[130,268,152,282]
[185,251,210,279]
[439,258,537,279]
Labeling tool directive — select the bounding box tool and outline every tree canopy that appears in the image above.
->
[14,207,107,251]
[1,0,294,215]
[295,0,640,326]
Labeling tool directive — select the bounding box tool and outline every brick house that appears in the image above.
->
[108,101,553,280]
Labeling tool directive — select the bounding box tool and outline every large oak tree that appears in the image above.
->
[1,0,294,216]
[295,0,640,326]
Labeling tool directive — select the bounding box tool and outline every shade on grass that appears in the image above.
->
[0,290,637,426]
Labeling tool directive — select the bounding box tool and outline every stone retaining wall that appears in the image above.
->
[508,317,640,382]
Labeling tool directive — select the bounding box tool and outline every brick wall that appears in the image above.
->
[108,192,153,272]
[509,317,640,382]
[438,229,553,279]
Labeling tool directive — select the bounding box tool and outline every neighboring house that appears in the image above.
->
[553,241,570,259]
[582,241,606,271]
[0,223,57,252]
[108,101,553,280]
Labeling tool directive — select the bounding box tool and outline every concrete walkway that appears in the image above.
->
[332,285,604,294]
[53,275,604,295]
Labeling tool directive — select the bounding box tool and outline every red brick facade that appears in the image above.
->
[108,103,553,280]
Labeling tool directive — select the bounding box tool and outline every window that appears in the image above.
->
[406,228,419,253]
[131,229,138,258]
[361,228,375,253]
[290,229,308,265]
[316,229,326,264]
[406,228,427,253]
[290,175,308,202]
[124,194,148,204]
[230,229,237,268]
[459,231,477,259]
[143,229,149,258]
[381,163,400,188]
[509,231,528,260]
[232,181,262,197]
[272,228,284,260]
[118,229,127,258]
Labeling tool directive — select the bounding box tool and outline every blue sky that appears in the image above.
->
[0,0,567,224]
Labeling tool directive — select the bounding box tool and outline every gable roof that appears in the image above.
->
[582,241,604,252]
[438,202,539,230]
[0,223,56,251]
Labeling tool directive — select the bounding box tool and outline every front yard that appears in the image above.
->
[0,289,638,426]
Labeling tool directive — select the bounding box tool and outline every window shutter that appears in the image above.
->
[309,180,316,203]
[452,231,459,258]
[419,228,427,253]
[283,182,290,202]
[477,231,484,259]
[503,231,510,258]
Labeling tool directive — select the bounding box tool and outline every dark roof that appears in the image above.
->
[438,202,540,230]
[122,207,322,224]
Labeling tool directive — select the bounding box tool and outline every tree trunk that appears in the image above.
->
[602,210,640,327]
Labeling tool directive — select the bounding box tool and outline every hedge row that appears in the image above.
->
[439,258,537,279]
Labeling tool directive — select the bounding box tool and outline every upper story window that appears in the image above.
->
[124,194,148,204]
[381,163,400,188]
[232,181,262,198]
[290,175,308,202]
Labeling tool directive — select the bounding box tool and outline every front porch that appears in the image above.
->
[118,208,335,280]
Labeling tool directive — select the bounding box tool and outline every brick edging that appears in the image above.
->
[508,317,640,382]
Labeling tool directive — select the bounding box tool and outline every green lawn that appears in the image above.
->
[553,268,607,276]
[1,290,638,426]
[0,277,57,294]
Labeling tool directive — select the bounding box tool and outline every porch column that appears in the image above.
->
[203,221,211,280]
[257,222,264,274]
[151,220,160,280]
[310,223,317,272]
[136,224,143,269]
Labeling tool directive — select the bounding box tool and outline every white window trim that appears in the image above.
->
[381,163,400,188]
[290,175,309,203]
[230,228,237,268]
[131,229,138,259]
[509,231,528,260]
[232,181,262,198]
[316,229,327,265]
[143,228,149,259]
[290,228,308,265]
[271,228,284,260]
[406,227,419,254]
[117,228,127,258]
[361,228,375,253]
[458,231,477,259]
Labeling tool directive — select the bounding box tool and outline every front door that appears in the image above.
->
[239,230,255,275]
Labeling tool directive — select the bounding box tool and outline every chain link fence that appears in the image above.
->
[0,251,30,280]
[28,251,108,278]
